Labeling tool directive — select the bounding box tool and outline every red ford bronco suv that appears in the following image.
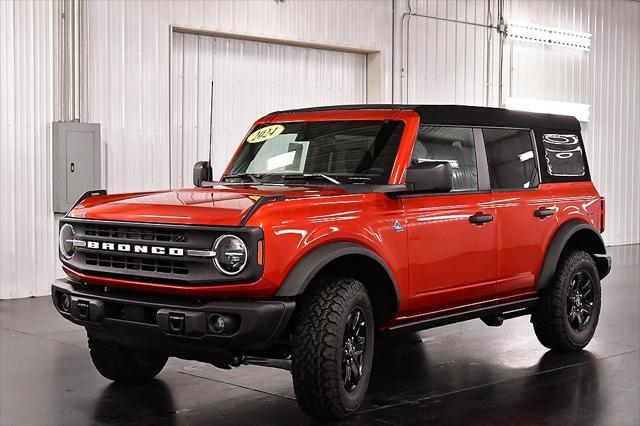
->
[53,105,611,420]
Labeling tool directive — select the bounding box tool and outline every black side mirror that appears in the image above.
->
[405,161,453,193]
[193,161,212,187]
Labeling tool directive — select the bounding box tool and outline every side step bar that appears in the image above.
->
[243,355,292,371]
[386,297,539,335]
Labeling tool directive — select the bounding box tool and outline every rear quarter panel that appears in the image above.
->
[548,181,602,230]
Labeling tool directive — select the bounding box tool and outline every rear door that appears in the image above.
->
[482,128,558,297]
[401,126,498,315]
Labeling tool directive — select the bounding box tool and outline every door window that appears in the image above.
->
[411,126,478,191]
[483,129,539,190]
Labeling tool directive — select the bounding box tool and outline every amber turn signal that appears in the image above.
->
[257,240,263,266]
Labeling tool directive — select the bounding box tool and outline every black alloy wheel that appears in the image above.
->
[342,308,367,392]
[566,270,595,331]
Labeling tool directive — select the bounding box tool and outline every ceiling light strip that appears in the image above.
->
[506,22,592,51]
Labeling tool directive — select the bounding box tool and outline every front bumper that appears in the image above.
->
[52,279,295,361]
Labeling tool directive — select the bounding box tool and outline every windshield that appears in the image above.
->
[224,120,405,185]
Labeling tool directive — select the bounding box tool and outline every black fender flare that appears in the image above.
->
[536,220,608,290]
[274,241,400,315]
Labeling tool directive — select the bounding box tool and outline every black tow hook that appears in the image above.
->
[168,313,185,333]
[76,300,90,319]
[66,296,104,322]
[156,309,208,337]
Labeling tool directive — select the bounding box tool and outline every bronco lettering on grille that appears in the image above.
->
[85,241,184,256]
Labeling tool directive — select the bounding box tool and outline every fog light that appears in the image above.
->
[61,294,71,312]
[208,315,225,334]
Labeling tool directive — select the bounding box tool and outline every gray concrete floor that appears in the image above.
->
[1,245,638,425]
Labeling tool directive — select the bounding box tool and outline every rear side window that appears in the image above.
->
[540,133,586,177]
[532,128,590,182]
[411,126,478,191]
[483,129,538,190]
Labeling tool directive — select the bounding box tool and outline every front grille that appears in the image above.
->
[61,219,264,286]
[84,224,187,243]
[85,253,189,275]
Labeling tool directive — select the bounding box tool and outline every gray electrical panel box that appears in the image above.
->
[53,122,101,213]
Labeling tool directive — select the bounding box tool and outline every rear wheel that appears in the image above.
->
[532,250,601,352]
[291,277,375,420]
[88,336,168,383]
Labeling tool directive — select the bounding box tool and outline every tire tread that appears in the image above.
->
[291,277,372,420]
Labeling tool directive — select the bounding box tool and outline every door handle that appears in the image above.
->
[469,212,494,225]
[534,207,555,218]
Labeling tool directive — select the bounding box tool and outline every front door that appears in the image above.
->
[402,126,498,315]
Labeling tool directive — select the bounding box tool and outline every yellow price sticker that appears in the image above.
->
[247,125,285,143]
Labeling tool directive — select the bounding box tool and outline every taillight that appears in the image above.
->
[600,196,606,233]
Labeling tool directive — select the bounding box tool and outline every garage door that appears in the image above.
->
[171,33,367,187]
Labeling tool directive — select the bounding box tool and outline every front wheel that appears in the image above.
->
[532,250,602,352]
[291,277,375,420]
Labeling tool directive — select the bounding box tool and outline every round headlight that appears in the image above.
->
[59,224,76,259]
[213,234,248,275]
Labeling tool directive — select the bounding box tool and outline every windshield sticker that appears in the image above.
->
[542,133,585,177]
[266,151,296,171]
[247,125,285,143]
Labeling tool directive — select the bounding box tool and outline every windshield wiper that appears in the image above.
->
[281,173,341,185]
[223,174,262,184]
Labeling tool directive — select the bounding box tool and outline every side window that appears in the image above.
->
[483,129,539,190]
[540,133,586,177]
[411,126,478,191]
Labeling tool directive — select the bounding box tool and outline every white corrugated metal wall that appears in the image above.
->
[504,0,640,246]
[401,0,640,246]
[1,0,638,298]
[0,0,60,298]
[404,0,501,106]
[171,33,367,185]
[84,0,392,194]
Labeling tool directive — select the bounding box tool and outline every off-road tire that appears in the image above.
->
[88,336,168,383]
[532,250,601,352]
[291,277,375,420]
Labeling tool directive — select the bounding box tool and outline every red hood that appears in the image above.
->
[67,184,350,226]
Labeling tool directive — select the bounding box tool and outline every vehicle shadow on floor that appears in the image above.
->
[92,380,177,426]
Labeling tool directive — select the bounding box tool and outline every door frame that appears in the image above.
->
[167,24,383,188]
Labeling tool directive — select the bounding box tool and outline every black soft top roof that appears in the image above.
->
[271,104,581,131]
